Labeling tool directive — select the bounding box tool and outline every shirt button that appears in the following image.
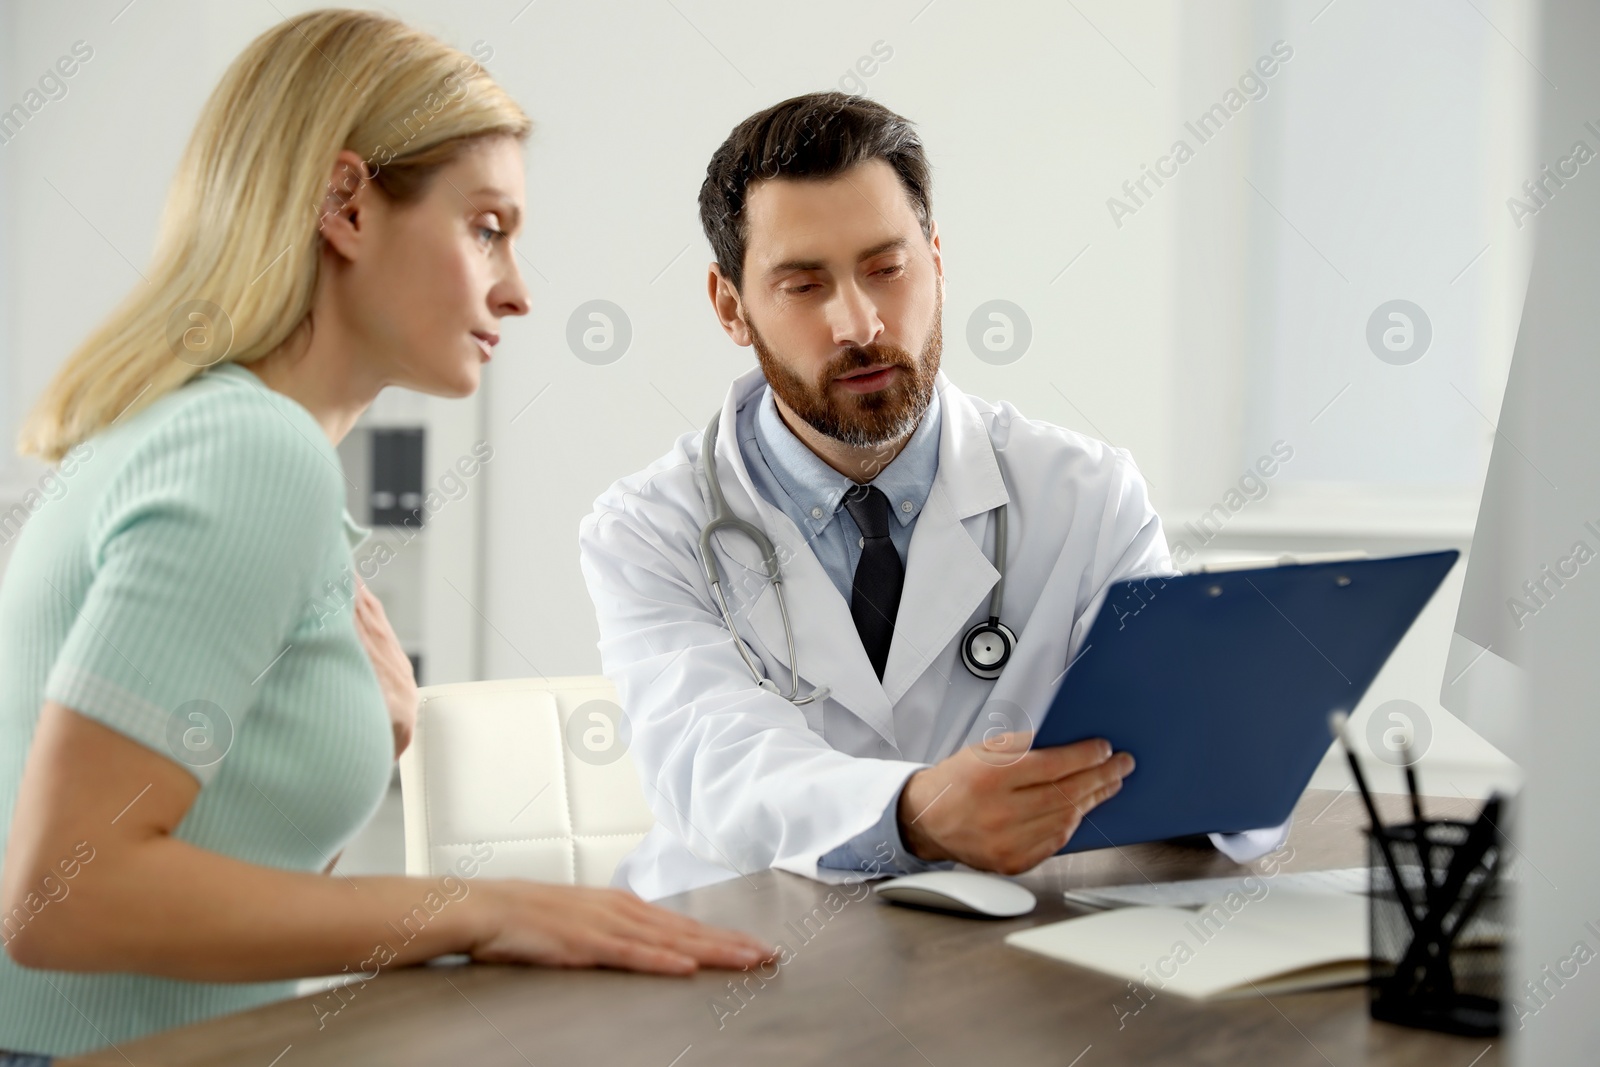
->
[811,506,824,520]
[901,501,914,514]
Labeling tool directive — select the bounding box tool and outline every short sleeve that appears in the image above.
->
[44,395,344,784]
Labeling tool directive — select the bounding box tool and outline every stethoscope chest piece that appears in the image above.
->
[960,619,1016,680]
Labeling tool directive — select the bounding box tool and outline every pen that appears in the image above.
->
[1329,711,1422,935]
[1400,732,1437,910]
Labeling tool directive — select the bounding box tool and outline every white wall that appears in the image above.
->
[478,0,1184,680]
[0,0,11,493]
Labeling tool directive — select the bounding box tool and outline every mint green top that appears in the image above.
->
[0,362,394,1057]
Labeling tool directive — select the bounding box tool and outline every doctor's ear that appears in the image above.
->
[707,263,753,346]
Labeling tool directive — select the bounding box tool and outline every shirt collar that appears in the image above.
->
[751,384,942,538]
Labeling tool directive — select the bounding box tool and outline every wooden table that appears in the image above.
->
[64,791,1502,1066]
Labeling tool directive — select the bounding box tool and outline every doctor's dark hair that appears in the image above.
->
[698,91,933,291]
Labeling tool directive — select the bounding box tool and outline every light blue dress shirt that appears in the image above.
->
[737,385,953,875]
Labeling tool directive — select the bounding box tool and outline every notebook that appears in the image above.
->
[1005,888,1368,1000]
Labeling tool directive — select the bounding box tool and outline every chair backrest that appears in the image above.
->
[397,676,654,887]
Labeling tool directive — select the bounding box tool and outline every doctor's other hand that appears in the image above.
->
[896,732,1134,875]
[353,581,419,759]
[467,882,776,975]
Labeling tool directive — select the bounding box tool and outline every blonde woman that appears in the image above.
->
[0,10,769,1062]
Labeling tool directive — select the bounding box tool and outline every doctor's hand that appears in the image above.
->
[896,732,1134,875]
[353,581,419,760]
[467,882,776,975]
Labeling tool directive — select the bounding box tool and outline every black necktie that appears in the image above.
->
[841,485,905,680]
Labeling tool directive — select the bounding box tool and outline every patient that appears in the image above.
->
[0,10,768,1063]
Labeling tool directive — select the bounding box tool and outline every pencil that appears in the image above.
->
[1329,711,1422,935]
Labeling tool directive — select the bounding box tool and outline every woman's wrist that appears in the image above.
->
[453,878,505,956]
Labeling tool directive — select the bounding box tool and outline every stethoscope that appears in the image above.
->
[697,411,1017,706]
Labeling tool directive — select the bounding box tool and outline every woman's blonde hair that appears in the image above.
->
[18,8,530,461]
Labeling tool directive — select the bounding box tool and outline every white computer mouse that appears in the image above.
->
[872,870,1038,917]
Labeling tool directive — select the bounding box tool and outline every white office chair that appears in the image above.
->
[397,676,655,887]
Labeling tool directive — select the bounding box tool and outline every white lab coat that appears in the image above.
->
[579,367,1239,901]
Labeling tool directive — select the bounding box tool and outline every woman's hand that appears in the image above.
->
[353,581,418,759]
[468,881,775,975]
[7,703,775,981]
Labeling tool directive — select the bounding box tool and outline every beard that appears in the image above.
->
[749,288,943,449]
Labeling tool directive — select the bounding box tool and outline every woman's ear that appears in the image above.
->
[317,149,372,261]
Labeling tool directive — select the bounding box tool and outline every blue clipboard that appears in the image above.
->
[1033,549,1459,853]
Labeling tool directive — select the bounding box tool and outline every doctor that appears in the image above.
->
[579,92,1285,901]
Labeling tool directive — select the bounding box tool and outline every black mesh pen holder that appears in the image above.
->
[1368,819,1507,1037]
